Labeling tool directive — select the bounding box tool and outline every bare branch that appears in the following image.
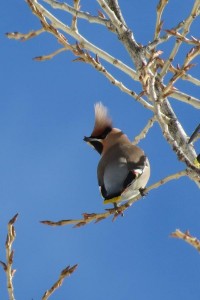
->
[0,214,18,300]
[26,0,138,80]
[153,97,200,183]
[42,264,78,300]
[171,229,200,252]
[105,0,128,26]
[147,73,200,187]
[34,47,67,61]
[132,115,157,145]
[165,29,200,47]
[160,0,200,78]
[182,73,200,86]
[40,170,188,227]
[43,0,112,28]
[74,52,155,111]
[150,55,200,88]
[147,20,185,51]
[164,46,200,96]
[154,0,169,40]
[97,0,126,34]
[171,91,200,109]
[71,0,81,31]
[6,28,45,41]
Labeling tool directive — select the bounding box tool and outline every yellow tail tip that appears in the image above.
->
[194,157,200,168]
[103,196,121,205]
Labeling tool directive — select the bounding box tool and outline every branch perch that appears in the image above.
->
[41,170,188,227]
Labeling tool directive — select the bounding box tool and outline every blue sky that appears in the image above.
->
[1,0,200,299]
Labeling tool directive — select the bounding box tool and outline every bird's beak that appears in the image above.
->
[84,136,103,154]
[83,136,91,142]
[83,136,102,142]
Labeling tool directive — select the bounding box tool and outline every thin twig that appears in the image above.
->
[6,28,45,41]
[147,20,185,51]
[164,46,200,97]
[9,28,199,110]
[171,229,200,252]
[7,3,154,113]
[74,52,155,112]
[27,0,138,81]
[40,170,188,227]
[154,0,169,40]
[34,47,67,61]
[42,264,78,300]
[132,115,157,145]
[43,0,112,28]
[0,214,18,300]
[164,29,200,46]
[71,0,81,31]
[160,0,200,78]
[8,35,200,112]
[150,55,200,88]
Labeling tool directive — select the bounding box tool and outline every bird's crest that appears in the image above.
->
[91,102,113,137]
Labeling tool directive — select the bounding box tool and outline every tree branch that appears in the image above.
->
[154,0,169,40]
[171,229,200,253]
[27,0,138,80]
[105,0,128,26]
[42,264,78,300]
[0,214,18,300]
[34,47,67,61]
[40,170,188,227]
[160,0,200,78]
[43,0,112,29]
[171,91,200,109]
[132,115,157,145]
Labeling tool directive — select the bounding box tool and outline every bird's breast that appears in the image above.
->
[98,156,128,196]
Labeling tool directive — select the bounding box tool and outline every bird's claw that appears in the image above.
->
[139,188,148,197]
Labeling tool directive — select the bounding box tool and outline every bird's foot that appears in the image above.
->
[105,203,124,220]
[139,188,148,197]
[113,203,124,218]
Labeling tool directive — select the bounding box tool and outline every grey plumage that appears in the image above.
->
[84,102,150,204]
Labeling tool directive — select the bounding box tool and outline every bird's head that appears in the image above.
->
[84,102,113,154]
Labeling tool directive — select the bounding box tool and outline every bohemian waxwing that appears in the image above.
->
[84,103,150,205]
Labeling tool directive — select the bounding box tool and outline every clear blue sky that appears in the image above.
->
[1,1,200,299]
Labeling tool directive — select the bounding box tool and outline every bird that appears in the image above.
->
[84,102,150,206]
